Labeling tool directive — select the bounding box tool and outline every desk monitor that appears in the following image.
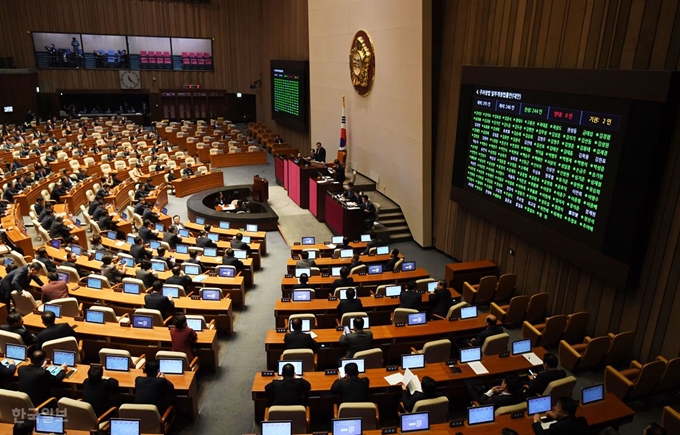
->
[120,257,134,267]
[460,347,482,363]
[427,281,438,293]
[109,419,141,435]
[332,417,362,435]
[94,251,105,261]
[527,396,552,415]
[304,250,317,259]
[85,309,105,324]
[195,217,205,225]
[70,244,82,256]
[203,247,218,257]
[349,316,369,329]
[154,223,164,232]
[5,343,27,361]
[184,264,200,276]
[512,339,532,356]
[246,224,258,232]
[288,319,311,332]
[132,314,153,329]
[87,276,104,289]
[176,244,189,254]
[401,261,416,271]
[3,258,12,267]
[121,212,128,221]
[367,264,383,275]
[302,236,315,245]
[467,404,495,425]
[295,268,311,278]
[186,318,203,332]
[360,234,371,242]
[401,411,430,433]
[277,360,303,376]
[126,235,136,244]
[241,236,251,243]
[159,206,166,215]
[331,266,343,277]
[340,358,366,373]
[123,282,141,295]
[162,286,180,299]
[401,353,426,370]
[376,245,389,255]
[292,290,312,302]
[50,239,61,249]
[35,415,64,435]
[149,240,161,250]
[261,420,292,435]
[460,306,478,319]
[159,358,184,375]
[202,289,222,300]
[217,267,235,277]
[57,272,69,283]
[107,231,117,240]
[179,229,190,237]
[234,249,247,259]
[75,218,82,227]
[105,355,130,372]
[581,384,605,405]
[219,221,230,229]
[43,304,61,318]
[385,285,402,297]
[53,350,76,367]
[207,232,219,242]
[338,288,353,300]
[151,260,166,272]
[332,236,344,244]
[340,249,353,258]
[407,312,427,326]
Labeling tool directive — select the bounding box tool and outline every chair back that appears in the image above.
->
[603,331,635,366]
[42,336,81,363]
[540,315,568,347]
[503,295,530,325]
[87,274,112,288]
[493,273,517,302]
[411,396,449,424]
[495,401,527,417]
[88,306,120,323]
[0,389,33,423]
[161,283,185,296]
[525,293,549,323]
[10,290,38,315]
[57,265,80,282]
[340,312,369,328]
[349,264,366,275]
[282,349,315,373]
[48,297,81,317]
[578,335,611,370]
[0,329,24,349]
[629,360,665,397]
[57,397,97,430]
[353,348,383,369]
[444,301,469,319]
[481,333,510,356]
[421,339,451,363]
[155,350,191,371]
[662,406,680,435]
[119,404,163,434]
[562,312,590,344]
[134,308,165,326]
[266,405,308,434]
[656,356,680,393]
[338,402,379,430]
[542,376,577,401]
[415,278,435,292]
[392,308,418,325]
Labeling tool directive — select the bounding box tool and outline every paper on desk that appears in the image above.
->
[402,368,422,394]
[523,352,543,366]
[192,275,207,283]
[541,420,557,430]
[384,373,403,385]
[115,241,125,246]
[306,331,318,339]
[347,207,361,210]
[326,244,336,250]
[468,361,489,375]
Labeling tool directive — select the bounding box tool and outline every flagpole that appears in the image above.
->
[338,95,347,165]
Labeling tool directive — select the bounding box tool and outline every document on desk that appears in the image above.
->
[115,241,125,246]
[326,244,336,250]
[384,372,403,385]
[541,421,557,430]
[192,275,207,283]
[523,352,543,366]
[347,206,361,210]
[468,361,489,375]
[306,331,318,339]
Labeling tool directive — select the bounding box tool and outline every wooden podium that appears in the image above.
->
[252,175,269,202]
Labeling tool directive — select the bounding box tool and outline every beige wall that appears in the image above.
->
[308,0,432,246]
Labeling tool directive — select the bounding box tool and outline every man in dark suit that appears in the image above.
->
[41,209,56,231]
[429,280,454,318]
[335,236,352,250]
[330,267,355,292]
[35,311,77,349]
[343,182,356,200]
[348,254,364,272]
[399,281,422,310]
[135,360,175,414]
[33,197,45,217]
[383,248,400,271]
[196,231,217,248]
[524,353,567,396]
[61,251,86,278]
[0,263,44,311]
[264,363,311,406]
[473,374,525,409]
[221,249,244,272]
[331,362,369,403]
[18,350,68,406]
[284,318,318,352]
[135,261,158,289]
[88,195,103,216]
[296,250,316,268]
[184,250,206,273]
[50,181,68,202]
[139,220,160,244]
[311,142,326,163]
[142,204,161,224]
[130,237,152,263]
[531,397,588,434]
[35,247,57,273]
[49,216,77,243]
[1,312,37,346]
[362,231,380,254]
[144,280,174,318]
[165,266,192,291]
[401,376,441,412]
[337,288,363,317]
[153,247,173,271]
[468,315,504,347]
[230,233,250,251]
[339,317,373,358]
[83,364,120,416]
[163,226,182,250]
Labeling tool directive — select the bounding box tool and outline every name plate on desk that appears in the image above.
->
[120,322,131,327]
[322,273,330,278]
[449,366,462,375]
[449,420,464,428]
[73,316,84,322]
[191,295,201,300]
[386,365,398,372]
[511,411,525,419]
[280,298,291,302]
[276,328,287,333]
[368,252,375,256]
[499,351,510,358]
[113,287,123,293]
[392,269,400,273]
[382,428,397,434]
[293,242,301,245]
[358,272,367,276]
[395,322,405,327]
[374,294,384,299]
[449,316,458,321]
[328,297,338,301]
[285,274,293,278]
[335,326,344,331]
[324,369,338,376]
[32,310,41,315]
[261,371,275,377]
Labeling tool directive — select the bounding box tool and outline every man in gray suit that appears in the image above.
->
[339,317,373,359]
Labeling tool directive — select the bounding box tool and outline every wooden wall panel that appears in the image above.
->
[0,0,310,148]
[433,0,680,362]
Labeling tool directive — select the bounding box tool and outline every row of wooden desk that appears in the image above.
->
[285,252,399,273]
[280,268,431,296]
[171,171,225,197]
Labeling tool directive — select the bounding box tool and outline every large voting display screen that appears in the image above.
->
[451,67,678,286]
[271,60,308,131]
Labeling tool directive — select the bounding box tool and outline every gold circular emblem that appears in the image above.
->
[349,30,375,96]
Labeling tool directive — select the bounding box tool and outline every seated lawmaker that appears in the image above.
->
[144,280,174,318]
[135,360,175,414]
[383,248,400,271]
[330,266,355,292]
[222,249,244,272]
[402,376,441,412]
[264,363,311,406]
[1,312,37,346]
[331,362,369,403]
[284,318,318,352]
[531,397,587,434]
[337,288,363,317]
[36,311,77,350]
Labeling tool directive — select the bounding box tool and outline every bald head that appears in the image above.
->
[485,315,498,327]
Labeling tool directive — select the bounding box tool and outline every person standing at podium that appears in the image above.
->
[312,142,326,163]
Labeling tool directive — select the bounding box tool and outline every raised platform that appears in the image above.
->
[186,185,279,231]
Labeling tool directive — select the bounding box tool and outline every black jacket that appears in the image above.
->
[135,376,175,414]
[0,324,37,345]
[221,256,244,271]
[130,244,152,263]
[36,323,77,349]
[330,277,355,292]
[399,290,422,310]
[429,287,454,318]
[339,330,373,358]
[165,275,192,291]
[0,266,44,300]
[402,390,442,413]
[265,377,311,406]
[471,325,505,346]
[331,376,370,403]
[196,237,217,248]
[36,256,57,273]
[526,369,567,396]
[337,299,364,317]
[83,377,119,416]
[18,364,66,405]
[284,331,318,352]
[531,416,588,435]
[144,292,175,318]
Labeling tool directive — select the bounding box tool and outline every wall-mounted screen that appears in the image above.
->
[128,36,172,70]
[172,38,213,71]
[271,60,309,131]
[32,32,83,69]
[451,67,679,287]
[82,34,129,69]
